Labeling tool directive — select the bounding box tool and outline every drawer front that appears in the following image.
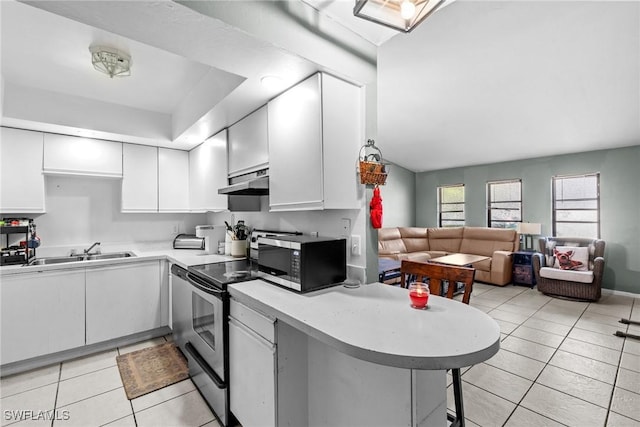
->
[513,265,534,284]
[230,299,275,343]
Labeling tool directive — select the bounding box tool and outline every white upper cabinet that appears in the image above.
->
[268,73,363,211]
[228,105,269,177]
[43,133,122,177]
[158,148,190,212]
[189,129,228,212]
[0,127,46,213]
[122,144,158,212]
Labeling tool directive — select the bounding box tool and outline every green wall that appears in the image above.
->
[415,145,640,294]
[380,162,416,227]
[365,162,416,283]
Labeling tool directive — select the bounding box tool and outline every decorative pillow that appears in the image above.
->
[553,246,589,271]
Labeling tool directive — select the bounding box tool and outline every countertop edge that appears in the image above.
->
[0,250,238,275]
[229,281,501,371]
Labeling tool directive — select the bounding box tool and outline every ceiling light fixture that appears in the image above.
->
[353,0,447,33]
[89,45,131,78]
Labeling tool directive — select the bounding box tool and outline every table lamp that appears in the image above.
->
[517,223,542,252]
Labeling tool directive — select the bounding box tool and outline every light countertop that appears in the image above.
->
[229,280,501,371]
[0,247,240,275]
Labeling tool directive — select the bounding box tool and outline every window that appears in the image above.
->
[552,173,600,238]
[487,180,522,229]
[438,184,465,227]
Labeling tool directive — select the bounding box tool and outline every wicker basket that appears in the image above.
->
[358,140,388,185]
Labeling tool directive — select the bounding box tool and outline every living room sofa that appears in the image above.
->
[378,227,519,286]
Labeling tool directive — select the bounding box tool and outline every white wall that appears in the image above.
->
[377,1,640,173]
[23,175,206,254]
[208,201,367,284]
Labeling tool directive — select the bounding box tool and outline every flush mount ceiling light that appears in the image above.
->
[353,0,447,33]
[89,45,131,78]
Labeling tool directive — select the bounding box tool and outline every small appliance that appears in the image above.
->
[172,234,205,250]
[257,235,347,293]
[248,229,302,260]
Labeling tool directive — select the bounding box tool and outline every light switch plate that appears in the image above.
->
[351,235,361,256]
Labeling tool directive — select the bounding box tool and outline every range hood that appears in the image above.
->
[218,169,269,196]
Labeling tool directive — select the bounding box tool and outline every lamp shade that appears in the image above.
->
[353,0,447,33]
[517,223,542,235]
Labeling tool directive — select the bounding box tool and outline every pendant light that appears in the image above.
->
[353,0,447,33]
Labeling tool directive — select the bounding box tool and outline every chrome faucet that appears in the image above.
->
[84,242,101,255]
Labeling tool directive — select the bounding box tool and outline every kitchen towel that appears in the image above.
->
[116,342,189,400]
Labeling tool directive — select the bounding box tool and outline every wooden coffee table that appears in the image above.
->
[429,253,489,267]
[428,254,489,297]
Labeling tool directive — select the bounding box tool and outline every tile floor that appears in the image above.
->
[1,284,639,426]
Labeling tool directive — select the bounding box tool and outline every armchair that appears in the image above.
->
[533,237,605,302]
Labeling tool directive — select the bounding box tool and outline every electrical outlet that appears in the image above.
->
[341,218,351,236]
[351,235,361,256]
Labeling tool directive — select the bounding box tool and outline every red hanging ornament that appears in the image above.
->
[370,185,383,229]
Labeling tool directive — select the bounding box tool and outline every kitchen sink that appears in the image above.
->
[86,252,136,260]
[27,251,136,266]
[28,256,87,265]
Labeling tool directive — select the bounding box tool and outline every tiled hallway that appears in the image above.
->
[1,284,639,426]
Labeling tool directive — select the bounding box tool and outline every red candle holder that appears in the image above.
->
[408,282,429,309]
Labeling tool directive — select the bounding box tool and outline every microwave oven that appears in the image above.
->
[257,235,346,293]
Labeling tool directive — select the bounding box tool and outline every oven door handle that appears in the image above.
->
[185,342,226,389]
[186,272,225,296]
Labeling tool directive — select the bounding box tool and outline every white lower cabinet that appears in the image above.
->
[85,261,162,345]
[229,299,276,426]
[0,269,85,364]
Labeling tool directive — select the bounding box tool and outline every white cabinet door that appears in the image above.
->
[0,127,46,213]
[228,105,269,177]
[229,316,276,426]
[158,148,190,212]
[268,74,324,211]
[268,73,363,211]
[0,269,85,364]
[321,74,363,210]
[122,144,158,212]
[85,261,162,345]
[189,129,228,212]
[43,133,122,177]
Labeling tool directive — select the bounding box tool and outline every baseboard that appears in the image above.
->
[0,326,171,377]
[601,288,640,298]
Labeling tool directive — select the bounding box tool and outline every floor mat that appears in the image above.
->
[116,342,189,400]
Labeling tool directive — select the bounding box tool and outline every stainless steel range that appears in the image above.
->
[171,259,257,427]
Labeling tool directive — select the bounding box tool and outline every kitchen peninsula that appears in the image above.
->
[228,280,501,426]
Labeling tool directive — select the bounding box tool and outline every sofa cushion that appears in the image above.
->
[427,227,463,252]
[540,238,600,269]
[472,257,492,272]
[378,228,406,257]
[553,246,589,271]
[460,227,519,257]
[540,267,594,284]
[399,227,430,252]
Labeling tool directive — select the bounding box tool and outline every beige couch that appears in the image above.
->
[378,227,519,286]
